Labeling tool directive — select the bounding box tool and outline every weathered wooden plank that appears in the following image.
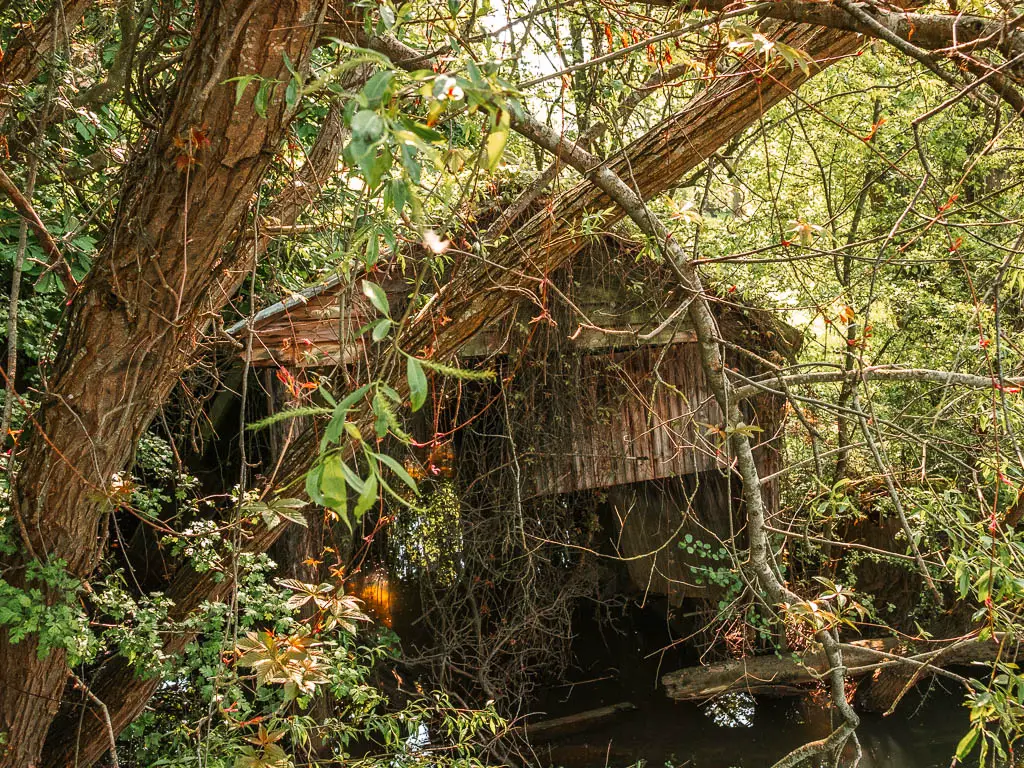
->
[662,639,902,700]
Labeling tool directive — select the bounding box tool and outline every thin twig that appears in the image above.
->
[71,674,120,768]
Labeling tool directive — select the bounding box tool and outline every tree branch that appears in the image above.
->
[0,166,76,288]
[731,365,1024,401]
[679,0,1024,61]
[0,0,95,122]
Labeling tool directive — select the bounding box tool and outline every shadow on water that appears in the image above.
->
[536,684,971,768]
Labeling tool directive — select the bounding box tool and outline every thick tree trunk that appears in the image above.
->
[38,101,347,768]
[382,23,859,361]
[0,2,328,765]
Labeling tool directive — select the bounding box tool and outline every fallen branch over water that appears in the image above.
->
[661,636,1013,705]
[521,702,637,742]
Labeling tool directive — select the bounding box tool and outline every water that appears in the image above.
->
[537,685,971,767]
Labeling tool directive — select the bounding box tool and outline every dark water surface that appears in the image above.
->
[537,686,969,767]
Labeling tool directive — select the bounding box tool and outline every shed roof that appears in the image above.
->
[226,236,800,369]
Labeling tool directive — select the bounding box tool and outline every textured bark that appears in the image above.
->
[680,0,1024,61]
[662,637,1008,705]
[39,112,347,768]
[662,639,899,700]
[0,0,95,123]
[214,101,347,304]
[0,1,328,765]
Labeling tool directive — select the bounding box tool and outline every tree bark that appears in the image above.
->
[662,639,899,700]
[36,107,348,767]
[678,0,1024,61]
[662,636,1007,704]
[0,1,328,765]
[0,0,95,123]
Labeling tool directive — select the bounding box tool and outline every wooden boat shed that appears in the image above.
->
[229,240,798,603]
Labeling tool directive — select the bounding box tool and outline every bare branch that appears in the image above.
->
[731,366,1024,400]
[0,165,77,288]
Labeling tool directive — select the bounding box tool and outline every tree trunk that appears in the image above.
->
[662,639,899,700]
[39,102,347,768]
[0,2,328,765]
[379,23,859,362]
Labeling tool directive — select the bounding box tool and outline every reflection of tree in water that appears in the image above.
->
[390,480,464,586]
[703,692,756,729]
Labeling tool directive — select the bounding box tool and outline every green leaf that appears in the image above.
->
[318,386,337,407]
[372,452,419,494]
[270,498,308,527]
[367,145,393,189]
[320,455,348,515]
[282,51,297,77]
[346,138,377,180]
[361,280,390,316]
[481,126,508,171]
[365,234,380,265]
[466,59,485,89]
[340,460,366,494]
[379,383,401,402]
[352,109,385,143]
[400,117,445,144]
[305,462,326,506]
[955,726,980,760]
[353,472,378,520]
[336,383,372,415]
[371,317,392,341]
[361,71,395,108]
[254,78,276,118]
[407,356,428,411]
[388,178,409,216]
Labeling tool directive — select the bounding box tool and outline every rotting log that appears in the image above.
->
[521,702,637,742]
[661,637,1012,704]
[662,639,900,701]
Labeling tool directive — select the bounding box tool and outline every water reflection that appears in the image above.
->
[545,685,972,768]
[703,692,756,729]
